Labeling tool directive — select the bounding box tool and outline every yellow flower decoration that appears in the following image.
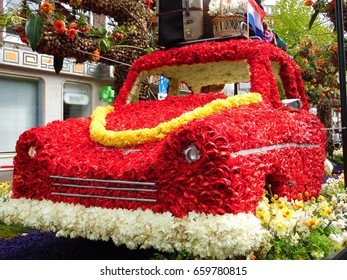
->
[281,207,294,220]
[90,92,263,148]
[0,181,11,198]
[306,216,318,228]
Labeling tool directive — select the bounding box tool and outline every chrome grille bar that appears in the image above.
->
[50,175,156,186]
[52,182,157,192]
[51,192,157,203]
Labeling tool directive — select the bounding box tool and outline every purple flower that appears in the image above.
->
[0,231,155,259]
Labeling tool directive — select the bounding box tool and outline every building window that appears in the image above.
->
[63,82,91,120]
[0,75,42,153]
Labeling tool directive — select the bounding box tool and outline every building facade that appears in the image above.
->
[0,0,114,172]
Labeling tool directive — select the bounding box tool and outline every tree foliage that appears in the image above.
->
[271,0,335,52]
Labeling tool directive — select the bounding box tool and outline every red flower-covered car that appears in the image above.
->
[3,40,325,254]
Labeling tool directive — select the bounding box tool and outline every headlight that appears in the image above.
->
[183,143,201,163]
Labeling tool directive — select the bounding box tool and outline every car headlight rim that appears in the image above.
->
[183,143,201,163]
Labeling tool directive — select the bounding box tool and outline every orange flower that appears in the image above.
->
[315,59,325,67]
[304,0,315,7]
[92,49,100,61]
[40,1,55,15]
[68,22,78,30]
[67,28,77,40]
[80,25,91,32]
[69,0,82,6]
[54,20,67,34]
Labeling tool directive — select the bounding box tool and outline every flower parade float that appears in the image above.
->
[0,39,327,259]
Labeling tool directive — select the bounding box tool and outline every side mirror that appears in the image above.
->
[281,99,302,110]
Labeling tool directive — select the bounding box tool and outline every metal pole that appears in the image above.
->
[335,0,347,188]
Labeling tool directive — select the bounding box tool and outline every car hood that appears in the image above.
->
[106,93,227,131]
[90,92,263,148]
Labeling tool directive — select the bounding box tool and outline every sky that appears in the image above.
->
[263,0,277,5]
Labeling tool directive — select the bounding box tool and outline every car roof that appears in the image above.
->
[115,39,309,110]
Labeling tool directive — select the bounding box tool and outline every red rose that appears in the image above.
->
[67,28,77,40]
[54,20,66,34]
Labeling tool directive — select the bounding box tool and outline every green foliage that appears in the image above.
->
[0,8,22,28]
[0,221,32,239]
[25,15,44,51]
[320,176,345,201]
[332,148,344,165]
[260,228,335,260]
[75,13,89,28]
[87,27,108,37]
[151,250,196,260]
[293,36,339,103]
[271,1,339,104]
[272,0,335,51]
[99,38,112,52]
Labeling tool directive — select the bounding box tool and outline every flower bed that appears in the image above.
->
[0,230,156,260]
[254,174,347,259]
[0,181,11,206]
[1,174,347,259]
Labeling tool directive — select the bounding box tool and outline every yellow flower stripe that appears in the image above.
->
[89,92,263,148]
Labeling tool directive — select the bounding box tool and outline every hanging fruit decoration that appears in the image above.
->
[4,0,154,89]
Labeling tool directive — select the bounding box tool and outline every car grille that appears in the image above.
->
[50,175,157,203]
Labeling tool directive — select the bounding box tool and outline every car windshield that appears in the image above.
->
[125,59,282,103]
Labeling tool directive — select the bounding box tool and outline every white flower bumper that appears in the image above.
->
[0,198,268,259]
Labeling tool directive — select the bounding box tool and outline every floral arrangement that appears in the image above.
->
[293,36,339,103]
[115,39,310,109]
[1,174,347,260]
[208,0,247,16]
[325,158,334,175]
[254,172,347,259]
[0,199,267,259]
[11,1,121,58]
[90,92,262,148]
[0,0,154,71]
[333,147,343,165]
[254,184,338,259]
[147,174,347,260]
[0,181,12,206]
[7,90,325,217]
[0,39,327,258]
[0,230,156,259]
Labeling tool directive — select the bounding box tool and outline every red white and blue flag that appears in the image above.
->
[247,0,266,39]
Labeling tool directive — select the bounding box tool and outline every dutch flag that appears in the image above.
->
[248,0,266,39]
